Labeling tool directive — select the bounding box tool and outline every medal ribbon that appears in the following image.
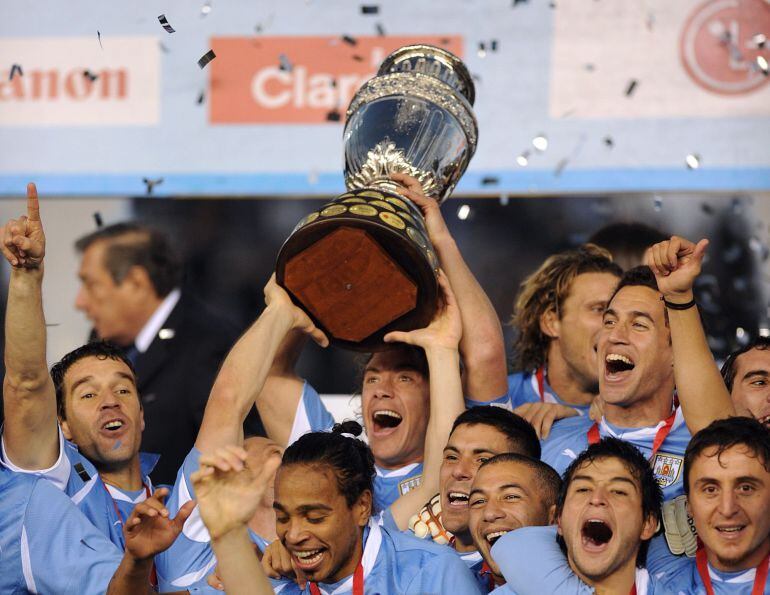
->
[309,561,363,595]
[696,543,769,595]
[587,409,677,462]
[535,366,546,402]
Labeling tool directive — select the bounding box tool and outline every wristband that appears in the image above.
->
[662,297,696,310]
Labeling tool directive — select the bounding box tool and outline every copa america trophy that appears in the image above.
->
[276,44,478,350]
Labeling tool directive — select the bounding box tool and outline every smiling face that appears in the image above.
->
[361,348,430,469]
[598,285,674,410]
[59,355,144,471]
[688,445,770,572]
[274,463,370,584]
[548,272,619,393]
[730,348,770,428]
[558,456,657,586]
[439,424,515,538]
[468,460,553,579]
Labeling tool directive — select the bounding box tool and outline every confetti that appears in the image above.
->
[532,134,548,152]
[97,30,103,49]
[757,55,769,75]
[499,195,509,206]
[326,110,341,121]
[625,79,638,96]
[93,212,103,228]
[342,35,358,46]
[83,70,98,82]
[481,176,500,185]
[157,14,176,33]
[603,136,614,148]
[516,151,529,167]
[752,33,767,49]
[554,158,569,177]
[352,54,364,62]
[491,40,499,51]
[361,5,379,14]
[685,153,701,169]
[9,64,22,80]
[196,91,205,105]
[653,195,662,212]
[201,0,212,16]
[584,63,595,72]
[457,205,471,220]
[700,203,715,215]
[197,49,216,69]
[159,42,170,53]
[142,177,164,194]
[513,0,529,5]
[279,53,293,71]
[477,42,487,58]
[375,23,386,36]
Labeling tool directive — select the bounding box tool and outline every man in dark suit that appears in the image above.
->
[74,223,263,484]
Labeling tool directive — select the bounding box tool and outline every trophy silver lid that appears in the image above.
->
[377,44,476,106]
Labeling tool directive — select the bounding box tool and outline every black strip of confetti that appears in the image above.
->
[93,212,103,228]
[326,110,341,122]
[481,176,499,185]
[279,53,292,72]
[361,5,379,14]
[142,177,164,195]
[158,14,176,34]
[9,64,23,81]
[375,22,386,36]
[625,79,638,96]
[342,35,358,46]
[198,49,216,69]
[554,158,569,177]
[83,70,98,82]
[196,91,205,105]
[97,30,103,49]
[491,40,499,51]
[603,136,614,148]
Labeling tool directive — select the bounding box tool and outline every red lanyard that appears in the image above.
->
[629,585,637,595]
[309,561,363,595]
[587,409,677,461]
[696,544,769,595]
[535,366,546,402]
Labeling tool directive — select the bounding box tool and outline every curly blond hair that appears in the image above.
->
[510,244,621,372]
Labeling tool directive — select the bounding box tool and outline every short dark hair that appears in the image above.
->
[50,341,137,420]
[684,417,770,495]
[76,222,181,297]
[479,452,562,509]
[281,420,376,510]
[721,337,770,392]
[556,438,662,567]
[606,266,669,330]
[450,406,541,459]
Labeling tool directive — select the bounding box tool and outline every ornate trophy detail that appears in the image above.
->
[276,44,478,351]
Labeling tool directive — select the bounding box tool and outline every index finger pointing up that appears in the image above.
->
[26,183,40,222]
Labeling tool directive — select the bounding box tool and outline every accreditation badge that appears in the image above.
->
[652,452,684,488]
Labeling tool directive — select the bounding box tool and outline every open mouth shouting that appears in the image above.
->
[99,417,128,438]
[446,491,470,509]
[605,353,635,380]
[291,548,327,573]
[371,409,403,436]
[485,529,509,547]
[581,519,614,552]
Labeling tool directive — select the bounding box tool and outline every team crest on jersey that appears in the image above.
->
[652,452,683,488]
[399,475,423,496]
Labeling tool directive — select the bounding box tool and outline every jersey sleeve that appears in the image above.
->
[23,477,124,594]
[1,425,72,491]
[491,525,592,595]
[404,551,485,594]
[287,381,335,444]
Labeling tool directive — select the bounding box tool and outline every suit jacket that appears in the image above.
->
[133,293,264,484]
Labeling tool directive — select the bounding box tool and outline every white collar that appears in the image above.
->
[104,478,153,504]
[635,568,650,595]
[317,519,382,595]
[709,564,757,584]
[134,288,181,352]
[599,406,684,441]
[375,462,420,478]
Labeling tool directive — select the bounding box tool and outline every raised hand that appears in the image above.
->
[1,183,45,269]
[383,270,462,352]
[263,274,329,347]
[123,487,195,561]
[644,235,709,299]
[390,172,450,246]
[192,444,282,540]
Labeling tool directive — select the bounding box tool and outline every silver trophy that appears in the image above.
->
[276,44,478,351]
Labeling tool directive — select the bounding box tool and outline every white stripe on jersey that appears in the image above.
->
[709,565,757,583]
[375,463,420,478]
[178,474,211,542]
[21,524,38,593]
[1,428,71,491]
[71,473,99,505]
[288,390,312,445]
[171,556,218,588]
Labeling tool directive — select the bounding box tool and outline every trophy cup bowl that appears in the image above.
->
[276,45,478,351]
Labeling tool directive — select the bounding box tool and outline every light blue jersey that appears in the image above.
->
[647,533,770,594]
[491,525,663,595]
[273,519,484,594]
[0,465,124,594]
[541,407,690,501]
[466,370,590,415]
[1,427,160,549]
[156,447,271,593]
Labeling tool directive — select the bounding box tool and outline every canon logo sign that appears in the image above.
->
[0,37,158,126]
[210,36,462,124]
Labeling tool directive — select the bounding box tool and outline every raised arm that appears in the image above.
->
[1,183,59,470]
[392,173,507,401]
[386,270,466,529]
[195,275,328,453]
[645,236,734,433]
